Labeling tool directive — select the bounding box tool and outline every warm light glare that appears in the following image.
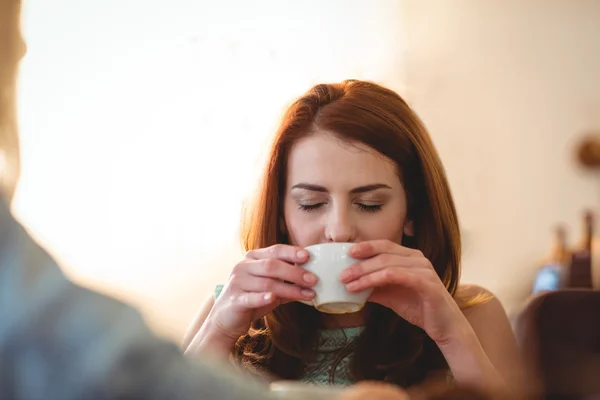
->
[14,0,405,338]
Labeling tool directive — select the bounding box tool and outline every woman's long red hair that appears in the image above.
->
[237,80,461,387]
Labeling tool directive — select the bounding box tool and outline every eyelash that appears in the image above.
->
[358,203,383,213]
[298,203,383,213]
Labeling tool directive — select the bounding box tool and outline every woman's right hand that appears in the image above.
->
[203,244,317,346]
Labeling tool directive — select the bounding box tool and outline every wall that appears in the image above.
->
[402,0,600,314]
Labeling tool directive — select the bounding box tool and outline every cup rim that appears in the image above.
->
[303,242,354,251]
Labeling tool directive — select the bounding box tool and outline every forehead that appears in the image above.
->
[286,132,399,187]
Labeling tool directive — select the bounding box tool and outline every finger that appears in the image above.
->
[349,240,419,259]
[245,258,318,286]
[346,268,421,292]
[232,292,277,309]
[340,255,428,284]
[236,276,315,301]
[245,244,310,264]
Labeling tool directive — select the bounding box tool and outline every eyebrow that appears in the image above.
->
[291,183,392,194]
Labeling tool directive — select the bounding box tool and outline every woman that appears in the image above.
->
[184,80,522,394]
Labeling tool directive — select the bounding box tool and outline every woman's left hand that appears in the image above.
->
[341,240,511,394]
[340,239,468,345]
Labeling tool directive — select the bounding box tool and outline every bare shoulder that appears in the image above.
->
[455,283,498,312]
[455,284,512,336]
[454,284,525,388]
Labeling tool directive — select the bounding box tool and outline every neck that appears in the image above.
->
[321,309,366,328]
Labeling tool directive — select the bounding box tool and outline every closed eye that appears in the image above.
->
[298,203,326,212]
[356,203,383,213]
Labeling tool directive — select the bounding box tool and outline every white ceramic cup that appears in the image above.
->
[298,242,373,314]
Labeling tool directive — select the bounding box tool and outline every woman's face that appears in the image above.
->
[283,132,412,247]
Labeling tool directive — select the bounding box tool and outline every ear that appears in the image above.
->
[403,220,415,237]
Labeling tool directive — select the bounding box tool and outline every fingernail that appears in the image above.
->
[346,282,359,291]
[303,272,317,284]
[297,250,308,259]
[264,293,272,301]
[301,289,315,298]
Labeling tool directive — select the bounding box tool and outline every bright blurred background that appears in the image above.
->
[12,0,600,341]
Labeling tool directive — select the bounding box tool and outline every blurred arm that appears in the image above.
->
[0,200,271,400]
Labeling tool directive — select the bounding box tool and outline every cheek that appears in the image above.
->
[284,213,320,246]
[283,202,320,246]
[360,208,407,242]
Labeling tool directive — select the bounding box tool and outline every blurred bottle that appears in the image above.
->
[579,210,593,253]
[568,210,594,289]
[592,225,600,289]
[547,225,570,265]
[532,225,568,294]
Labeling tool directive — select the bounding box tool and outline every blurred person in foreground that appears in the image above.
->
[0,1,273,399]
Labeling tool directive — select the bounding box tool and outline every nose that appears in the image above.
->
[324,205,355,243]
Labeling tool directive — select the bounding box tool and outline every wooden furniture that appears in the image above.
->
[514,290,600,399]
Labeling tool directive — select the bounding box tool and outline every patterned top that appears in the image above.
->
[301,326,362,386]
[214,285,360,387]
[214,285,455,387]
